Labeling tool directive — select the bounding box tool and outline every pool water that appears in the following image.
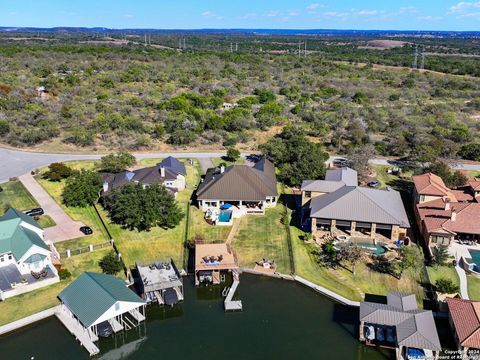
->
[336,242,388,255]
[469,250,480,266]
[218,210,232,223]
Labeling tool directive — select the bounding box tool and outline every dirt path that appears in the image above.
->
[18,174,86,242]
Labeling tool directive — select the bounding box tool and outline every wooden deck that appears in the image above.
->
[224,271,242,311]
[55,308,99,357]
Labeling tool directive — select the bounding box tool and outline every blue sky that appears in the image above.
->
[1,1,479,31]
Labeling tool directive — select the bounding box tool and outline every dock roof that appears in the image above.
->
[58,272,145,328]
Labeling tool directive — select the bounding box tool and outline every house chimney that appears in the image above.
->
[220,165,225,174]
[451,211,457,222]
[160,166,165,177]
[103,181,109,193]
[444,199,451,211]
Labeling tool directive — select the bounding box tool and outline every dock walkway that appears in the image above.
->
[55,308,99,356]
[224,271,242,311]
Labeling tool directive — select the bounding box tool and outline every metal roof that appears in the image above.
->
[58,272,145,328]
[325,168,358,186]
[196,157,277,201]
[301,180,346,193]
[0,208,49,259]
[360,293,441,351]
[310,186,410,228]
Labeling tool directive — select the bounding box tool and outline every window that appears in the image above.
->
[0,256,3,262]
[305,191,312,198]
[431,235,450,246]
[8,254,12,260]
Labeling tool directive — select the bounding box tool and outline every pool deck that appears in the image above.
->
[449,242,473,300]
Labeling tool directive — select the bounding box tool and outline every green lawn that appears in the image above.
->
[370,164,414,189]
[468,275,480,300]
[188,206,232,242]
[0,180,39,213]
[36,215,56,228]
[36,159,202,269]
[211,157,245,167]
[0,248,111,326]
[232,204,291,274]
[427,265,460,288]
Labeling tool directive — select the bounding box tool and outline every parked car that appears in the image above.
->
[80,226,93,235]
[368,180,380,188]
[25,208,44,217]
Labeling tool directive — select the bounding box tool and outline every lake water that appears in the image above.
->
[0,274,393,360]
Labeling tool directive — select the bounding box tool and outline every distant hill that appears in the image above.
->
[0,27,479,38]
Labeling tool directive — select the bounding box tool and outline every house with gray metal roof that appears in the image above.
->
[359,292,441,360]
[0,208,59,301]
[302,167,409,242]
[196,157,277,221]
[57,272,146,347]
[101,156,187,196]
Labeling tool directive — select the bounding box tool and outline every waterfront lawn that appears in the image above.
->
[0,180,39,212]
[232,204,291,274]
[188,206,232,242]
[0,248,111,326]
[35,158,199,269]
[427,266,460,288]
[468,275,480,300]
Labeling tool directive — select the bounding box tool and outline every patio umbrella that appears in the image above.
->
[221,203,233,209]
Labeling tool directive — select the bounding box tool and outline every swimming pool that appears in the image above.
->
[335,242,388,255]
[218,210,233,223]
[468,250,480,272]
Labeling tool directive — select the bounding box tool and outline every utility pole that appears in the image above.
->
[235,42,238,52]
[304,40,307,57]
[183,38,186,49]
[412,45,418,69]
[144,33,147,46]
[298,41,301,57]
[148,34,151,45]
[420,46,425,70]
[230,42,233,53]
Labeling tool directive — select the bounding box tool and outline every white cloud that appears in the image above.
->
[238,12,257,20]
[356,9,385,16]
[448,1,480,13]
[123,14,134,19]
[201,11,223,20]
[458,11,480,18]
[288,10,299,16]
[418,15,443,21]
[307,3,324,10]
[266,10,280,17]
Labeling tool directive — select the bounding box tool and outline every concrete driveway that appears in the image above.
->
[18,174,86,243]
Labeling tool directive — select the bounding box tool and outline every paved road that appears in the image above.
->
[2,148,480,183]
[18,174,86,242]
[0,147,228,183]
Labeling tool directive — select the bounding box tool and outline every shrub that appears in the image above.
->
[226,147,240,162]
[58,268,72,280]
[99,251,123,275]
[62,170,102,207]
[435,278,459,294]
[100,151,136,173]
[43,162,73,182]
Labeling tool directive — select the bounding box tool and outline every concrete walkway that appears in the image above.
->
[18,174,86,242]
[449,242,472,300]
[197,157,214,174]
[0,305,60,336]
[293,275,361,307]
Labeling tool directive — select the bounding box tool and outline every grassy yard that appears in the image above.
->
[468,275,480,300]
[188,206,232,242]
[232,204,291,274]
[0,248,111,326]
[370,164,414,189]
[211,157,245,167]
[427,265,460,288]
[0,180,39,212]
[36,159,202,268]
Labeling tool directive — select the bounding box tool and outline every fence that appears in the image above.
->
[59,241,112,258]
[281,184,296,275]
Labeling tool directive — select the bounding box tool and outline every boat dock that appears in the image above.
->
[224,270,242,311]
[55,308,100,357]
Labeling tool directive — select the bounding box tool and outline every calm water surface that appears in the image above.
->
[0,274,393,360]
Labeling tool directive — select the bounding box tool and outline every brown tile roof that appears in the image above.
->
[447,298,480,349]
[196,157,277,201]
[417,199,480,236]
[469,181,480,191]
[413,173,456,200]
